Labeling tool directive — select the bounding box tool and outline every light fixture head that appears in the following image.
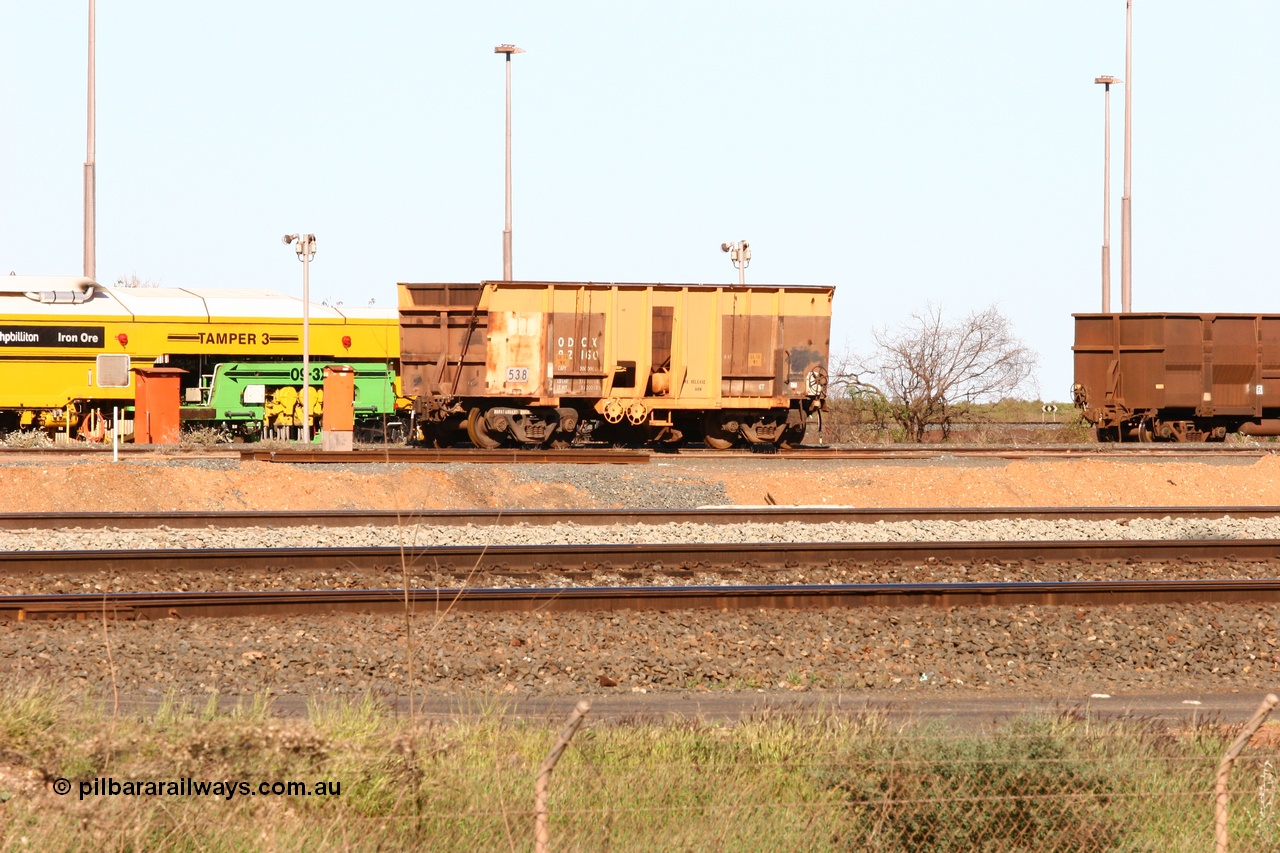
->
[494,44,525,55]
[1095,76,1122,86]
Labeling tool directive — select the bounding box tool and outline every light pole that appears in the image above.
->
[1121,0,1134,312]
[84,0,96,279]
[721,240,751,286]
[282,233,317,444]
[1095,76,1121,312]
[495,44,524,281]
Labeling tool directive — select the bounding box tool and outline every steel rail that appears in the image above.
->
[694,443,1280,457]
[243,445,1279,463]
[1,538,1277,577]
[0,443,1273,463]
[7,578,1280,620]
[241,449,649,464]
[0,506,1277,531]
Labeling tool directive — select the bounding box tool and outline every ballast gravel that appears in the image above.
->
[3,515,1280,552]
[0,557,1272,597]
[2,602,1278,700]
[6,455,1280,705]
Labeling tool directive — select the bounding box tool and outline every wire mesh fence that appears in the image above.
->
[492,719,1280,852]
[180,749,1271,852]
[260,723,1280,852]
[8,701,1280,852]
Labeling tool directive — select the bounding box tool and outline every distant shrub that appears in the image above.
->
[1,430,55,449]
[180,426,232,447]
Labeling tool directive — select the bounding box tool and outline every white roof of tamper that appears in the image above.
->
[0,276,396,322]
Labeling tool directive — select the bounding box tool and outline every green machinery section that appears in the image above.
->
[179,361,403,432]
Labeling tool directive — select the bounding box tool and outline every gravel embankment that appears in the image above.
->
[3,516,1276,594]
[3,603,1277,699]
[5,456,1279,704]
[4,515,1280,552]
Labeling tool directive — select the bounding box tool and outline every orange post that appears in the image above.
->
[131,367,187,444]
[321,365,355,451]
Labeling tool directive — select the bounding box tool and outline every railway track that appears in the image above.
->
[1,538,1276,578]
[1,505,1278,531]
[242,448,650,464]
[243,444,1280,463]
[1,443,1276,464]
[8,578,1280,621]
[0,447,651,464]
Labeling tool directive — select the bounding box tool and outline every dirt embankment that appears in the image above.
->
[0,455,1275,512]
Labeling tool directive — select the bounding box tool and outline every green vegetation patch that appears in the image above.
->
[1,686,1277,851]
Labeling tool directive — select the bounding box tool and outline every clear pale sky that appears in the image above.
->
[2,3,1277,400]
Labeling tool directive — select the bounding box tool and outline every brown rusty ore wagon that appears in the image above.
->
[1072,313,1280,441]
[399,280,833,448]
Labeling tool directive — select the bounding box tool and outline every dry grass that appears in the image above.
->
[0,430,56,449]
[2,685,1277,851]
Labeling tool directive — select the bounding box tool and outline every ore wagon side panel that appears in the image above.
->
[1071,315,1117,419]
[548,286,606,398]
[717,286,833,405]
[673,286,718,403]
[602,286,647,401]
[487,310,545,397]
[777,288,832,400]
[1116,315,1168,411]
[475,282,608,399]
[1263,318,1280,410]
[720,288,780,399]
[1209,316,1259,412]
[397,282,488,398]
[1160,316,1203,409]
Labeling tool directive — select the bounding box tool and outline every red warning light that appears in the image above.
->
[341,335,352,349]
[116,333,128,346]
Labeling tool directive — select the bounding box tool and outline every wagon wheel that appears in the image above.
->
[466,408,504,449]
[601,398,626,424]
[653,427,685,453]
[701,413,737,450]
[777,422,807,450]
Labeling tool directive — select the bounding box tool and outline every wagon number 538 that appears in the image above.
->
[505,367,530,382]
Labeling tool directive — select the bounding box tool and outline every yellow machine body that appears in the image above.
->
[0,276,399,432]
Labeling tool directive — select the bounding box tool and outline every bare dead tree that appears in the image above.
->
[113,273,160,288]
[823,347,895,440]
[849,305,1037,442]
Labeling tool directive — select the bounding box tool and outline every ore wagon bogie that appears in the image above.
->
[1072,313,1280,442]
[399,280,833,448]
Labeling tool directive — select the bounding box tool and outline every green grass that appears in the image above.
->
[1,685,1277,851]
